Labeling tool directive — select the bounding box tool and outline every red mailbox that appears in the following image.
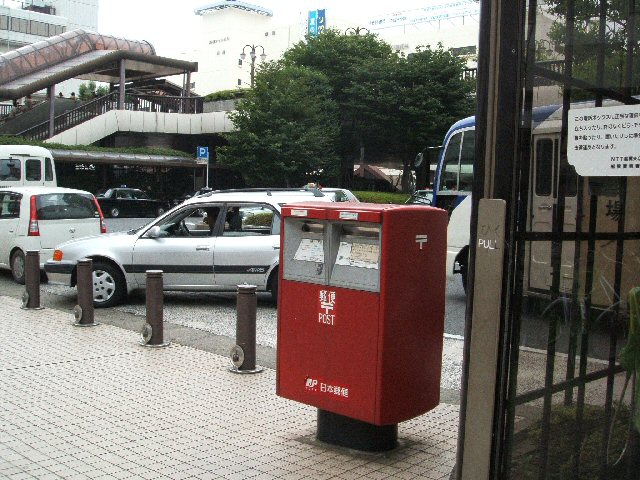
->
[276,202,447,426]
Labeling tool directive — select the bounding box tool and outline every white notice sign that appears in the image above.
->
[335,242,379,269]
[294,238,324,263]
[567,104,640,176]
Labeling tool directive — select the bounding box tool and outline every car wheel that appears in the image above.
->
[156,206,165,217]
[110,207,120,218]
[269,268,279,304]
[10,249,25,284]
[92,261,126,308]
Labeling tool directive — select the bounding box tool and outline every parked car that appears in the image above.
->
[405,189,433,205]
[171,187,213,207]
[97,187,168,218]
[0,186,106,283]
[45,188,334,308]
[303,184,359,203]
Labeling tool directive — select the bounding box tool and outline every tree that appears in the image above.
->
[542,0,640,96]
[283,31,396,186]
[220,30,474,191]
[282,31,474,191]
[217,63,341,187]
[78,81,109,101]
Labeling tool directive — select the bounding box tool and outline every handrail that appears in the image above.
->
[17,92,204,141]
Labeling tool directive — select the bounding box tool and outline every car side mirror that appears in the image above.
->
[145,226,161,239]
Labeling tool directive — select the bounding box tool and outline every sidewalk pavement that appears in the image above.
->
[0,295,460,480]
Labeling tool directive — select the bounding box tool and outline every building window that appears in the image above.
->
[272,31,275,35]
[265,31,269,36]
[238,59,242,66]
[237,79,242,86]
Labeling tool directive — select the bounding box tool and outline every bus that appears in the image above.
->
[431,103,638,308]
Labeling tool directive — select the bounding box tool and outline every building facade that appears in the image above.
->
[191,0,480,96]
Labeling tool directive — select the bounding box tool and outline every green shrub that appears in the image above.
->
[244,211,272,227]
[353,191,410,204]
[0,136,190,158]
[203,89,247,102]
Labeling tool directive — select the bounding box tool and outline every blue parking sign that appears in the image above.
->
[197,146,209,159]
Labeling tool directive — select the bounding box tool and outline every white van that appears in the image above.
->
[0,186,106,283]
[0,145,57,188]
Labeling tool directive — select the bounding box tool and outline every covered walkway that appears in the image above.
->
[0,29,198,139]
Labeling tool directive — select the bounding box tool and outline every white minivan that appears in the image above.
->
[0,145,57,188]
[0,186,106,283]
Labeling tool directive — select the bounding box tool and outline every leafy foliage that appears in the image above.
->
[78,81,109,101]
[0,135,190,158]
[203,89,247,102]
[217,63,340,187]
[219,30,474,190]
[543,0,640,97]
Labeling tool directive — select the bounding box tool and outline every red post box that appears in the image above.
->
[276,202,447,431]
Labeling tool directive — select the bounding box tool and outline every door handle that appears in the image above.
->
[196,245,210,251]
[273,246,280,250]
[538,204,553,210]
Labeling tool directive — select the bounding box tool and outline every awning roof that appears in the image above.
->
[49,149,204,168]
[195,0,273,16]
[0,29,197,100]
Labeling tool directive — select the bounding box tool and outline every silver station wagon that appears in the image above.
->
[45,189,334,307]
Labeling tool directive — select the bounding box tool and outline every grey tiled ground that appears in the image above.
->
[0,296,459,479]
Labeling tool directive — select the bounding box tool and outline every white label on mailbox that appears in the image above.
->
[318,289,336,326]
[294,238,324,263]
[335,242,379,269]
[290,209,308,217]
[339,211,359,220]
[305,377,350,399]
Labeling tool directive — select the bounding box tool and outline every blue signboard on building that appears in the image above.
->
[317,9,326,34]
[308,9,327,37]
[308,10,318,37]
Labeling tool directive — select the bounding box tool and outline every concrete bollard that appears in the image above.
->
[73,258,98,327]
[229,284,263,374]
[140,270,170,347]
[21,250,43,310]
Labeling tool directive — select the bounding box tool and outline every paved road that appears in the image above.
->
[4,217,619,360]
[100,217,469,338]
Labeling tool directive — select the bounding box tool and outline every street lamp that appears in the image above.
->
[344,26,370,35]
[240,44,266,88]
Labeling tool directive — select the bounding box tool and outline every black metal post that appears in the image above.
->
[22,250,42,310]
[74,258,97,327]
[141,270,169,347]
[229,284,263,373]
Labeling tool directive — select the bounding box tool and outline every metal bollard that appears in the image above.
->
[229,284,263,374]
[73,258,98,327]
[140,270,170,347]
[21,250,43,310]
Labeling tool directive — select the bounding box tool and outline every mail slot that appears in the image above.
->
[276,202,447,426]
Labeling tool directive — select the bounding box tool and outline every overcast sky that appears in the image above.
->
[98,0,435,56]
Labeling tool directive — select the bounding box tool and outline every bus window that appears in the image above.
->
[441,132,462,190]
[558,141,578,197]
[535,138,553,196]
[459,130,475,191]
[26,159,41,181]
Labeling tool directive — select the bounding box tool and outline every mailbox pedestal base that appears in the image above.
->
[316,409,398,452]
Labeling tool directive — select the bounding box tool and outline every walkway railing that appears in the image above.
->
[17,92,204,141]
